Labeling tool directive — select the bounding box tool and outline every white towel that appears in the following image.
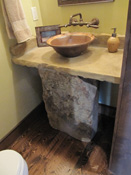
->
[2,0,32,43]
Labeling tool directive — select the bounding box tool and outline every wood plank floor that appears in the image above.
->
[9,111,114,175]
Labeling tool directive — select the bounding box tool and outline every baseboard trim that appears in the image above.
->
[0,103,116,151]
[0,102,46,151]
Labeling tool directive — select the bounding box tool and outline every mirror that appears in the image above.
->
[58,0,114,6]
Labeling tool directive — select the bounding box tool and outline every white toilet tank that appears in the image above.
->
[0,150,28,175]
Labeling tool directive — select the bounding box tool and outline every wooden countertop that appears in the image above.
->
[12,46,123,84]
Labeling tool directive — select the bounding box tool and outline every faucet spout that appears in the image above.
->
[59,14,99,29]
[69,13,83,25]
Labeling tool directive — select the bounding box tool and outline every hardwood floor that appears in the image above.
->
[9,110,114,175]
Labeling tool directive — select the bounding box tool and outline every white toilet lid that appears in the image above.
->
[0,150,24,175]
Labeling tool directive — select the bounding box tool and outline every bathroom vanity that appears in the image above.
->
[11,35,123,84]
[12,45,123,83]
[11,35,124,142]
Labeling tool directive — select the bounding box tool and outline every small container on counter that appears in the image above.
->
[107,28,120,53]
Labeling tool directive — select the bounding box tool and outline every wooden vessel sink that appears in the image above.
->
[46,32,95,57]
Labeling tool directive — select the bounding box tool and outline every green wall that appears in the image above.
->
[39,0,129,35]
[0,0,43,140]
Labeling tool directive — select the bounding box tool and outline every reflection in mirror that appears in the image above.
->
[58,0,114,6]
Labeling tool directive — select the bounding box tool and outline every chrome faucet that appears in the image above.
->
[60,13,99,29]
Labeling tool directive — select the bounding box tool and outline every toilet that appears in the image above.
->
[0,150,28,175]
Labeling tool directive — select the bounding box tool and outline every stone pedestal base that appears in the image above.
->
[38,66,98,142]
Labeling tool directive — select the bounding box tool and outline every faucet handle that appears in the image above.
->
[87,18,99,28]
[91,18,99,25]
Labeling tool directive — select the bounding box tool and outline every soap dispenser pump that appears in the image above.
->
[107,28,120,53]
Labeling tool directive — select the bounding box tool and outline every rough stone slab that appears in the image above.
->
[12,46,123,84]
[38,66,98,142]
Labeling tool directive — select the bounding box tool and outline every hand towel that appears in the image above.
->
[2,0,32,43]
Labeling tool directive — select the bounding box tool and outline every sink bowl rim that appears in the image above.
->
[46,32,95,48]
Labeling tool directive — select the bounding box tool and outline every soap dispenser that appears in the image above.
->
[107,28,120,53]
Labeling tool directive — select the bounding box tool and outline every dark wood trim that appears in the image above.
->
[0,101,46,151]
[109,1,131,175]
[0,101,114,151]
[58,0,114,6]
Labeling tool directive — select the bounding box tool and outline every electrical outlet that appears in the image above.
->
[31,7,38,21]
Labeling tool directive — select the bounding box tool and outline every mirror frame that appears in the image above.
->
[58,0,114,6]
